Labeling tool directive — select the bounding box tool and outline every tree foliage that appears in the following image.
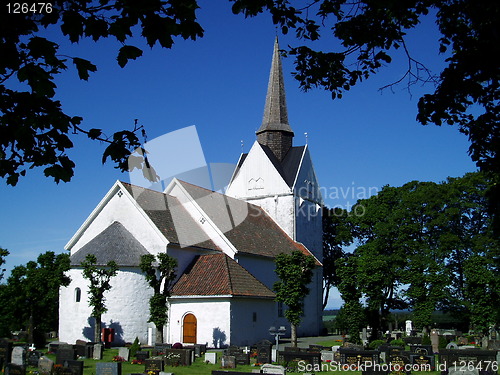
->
[1,0,498,196]
[139,253,177,344]
[274,250,316,346]
[0,251,70,344]
[81,253,118,342]
[325,172,499,336]
[0,0,203,185]
[0,247,9,282]
[322,206,353,309]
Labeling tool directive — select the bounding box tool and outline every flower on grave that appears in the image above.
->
[148,371,155,375]
[131,359,144,365]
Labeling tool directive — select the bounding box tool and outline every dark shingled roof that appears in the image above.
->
[70,221,149,266]
[176,180,317,260]
[120,182,220,251]
[171,253,275,298]
[232,145,305,188]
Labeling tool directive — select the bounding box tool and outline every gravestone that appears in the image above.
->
[234,352,250,365]
[135,351,149,362]
[226,346,241,356]
[194,344,207,357]
[64,360,84,375]
[431,330,440,354]
[74,341,87,358]
[410,354,434,371]
[118,347,130,361]
[144,358,163,375]
[261,363,286,374]
[0,339,13,368]
[388,354,410,375]
[27,350,42,367]
[38,356,54,374]
[163,348,191,366]
[56,347,77,365]
[343,342,364,351]
[93,344,103,360]
[321,350,335,362]
[85,343,94,359]
[448,368,479,375]
[4,363,26,375]
[409,345,433,355]
[339,349,380,366]
[221,355,236,369]
[205,352,217,364]
[309,344,324,352]
[279,350,321,367]
[438,349,497,375]
[11,347,26,366]
[256,341,272,364]
[95,362,121,375]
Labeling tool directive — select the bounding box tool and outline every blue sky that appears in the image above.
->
[0,2,476,308]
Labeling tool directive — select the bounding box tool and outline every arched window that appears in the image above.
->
[75,287,81,303]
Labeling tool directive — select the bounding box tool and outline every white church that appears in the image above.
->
[58,39,324,347]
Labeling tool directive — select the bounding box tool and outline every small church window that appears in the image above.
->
[277,302,284,317]
[252,312,257,322]
[75,287,81,303]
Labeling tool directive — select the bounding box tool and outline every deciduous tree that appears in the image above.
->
[139,253,177,344]
[0,251,70,346]
[274,250,316,347]
[81,254,118,343]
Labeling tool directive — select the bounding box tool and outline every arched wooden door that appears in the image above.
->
[182,313,197,343]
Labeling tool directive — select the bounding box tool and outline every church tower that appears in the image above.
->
[226,38,323,261]
[256,38,294,161]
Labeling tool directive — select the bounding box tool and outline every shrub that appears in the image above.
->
[390,339,405,347]
[369,340,386,350]
[422,334,431,345]
[129,337,140,358]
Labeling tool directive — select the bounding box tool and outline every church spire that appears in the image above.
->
[256,37,294,161]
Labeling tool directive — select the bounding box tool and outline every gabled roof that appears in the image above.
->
[176,180,318,261]
[232,144,306,188]
[171,253,275,298]
[70,221,149,266]
[121,182,220,251]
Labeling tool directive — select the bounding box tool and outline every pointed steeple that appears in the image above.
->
[256,37,294,161]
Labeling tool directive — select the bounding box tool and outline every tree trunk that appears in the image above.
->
[291,324,297,347]
[155,325,164,344]
[94,316,102,343]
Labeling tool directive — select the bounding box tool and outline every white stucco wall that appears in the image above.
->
[230,298,278,346]
[67,183,167,256]
[227,142,292,199]
[236,254,322,337]
[167,298,231,347]
[59,267,153,344]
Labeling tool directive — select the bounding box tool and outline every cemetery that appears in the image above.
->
[0,327,498,375]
